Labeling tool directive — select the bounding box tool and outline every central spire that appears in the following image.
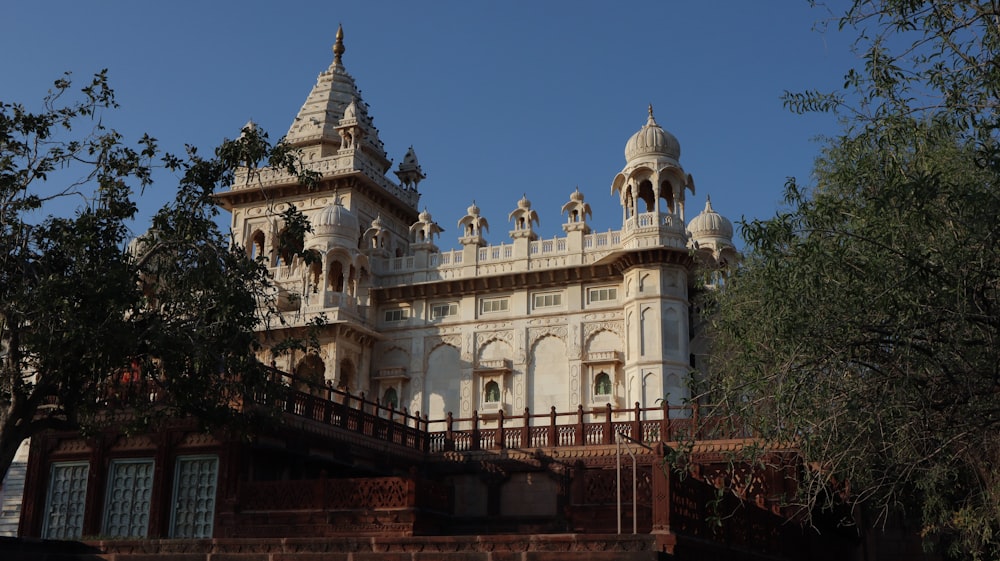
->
[333,24,345,66]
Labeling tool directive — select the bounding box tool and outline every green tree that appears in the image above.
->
[703,1,1000,558]
[0,73,315,482]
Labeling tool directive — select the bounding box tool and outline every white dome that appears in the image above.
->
[313,198,360,246]
[624,106,680,163]
[688,197,733,241]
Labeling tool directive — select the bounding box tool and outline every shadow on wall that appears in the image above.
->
[0,536,105,559]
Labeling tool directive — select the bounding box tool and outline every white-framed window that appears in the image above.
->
[588,287,618,304]
[169,455,219,539]
[533,292,562,309]
[42,461,89,540]
[479,297,509,314]
[382,387,399,409]
[594,372,613,396]
[384,308,408,322]
[103,458,155,538]
[484,381,501,403]
[431,302,458,319]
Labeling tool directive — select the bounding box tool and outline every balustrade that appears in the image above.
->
[264,370,743,455]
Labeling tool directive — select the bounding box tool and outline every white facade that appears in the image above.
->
[216,28,735,425]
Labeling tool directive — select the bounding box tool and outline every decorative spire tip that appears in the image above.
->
[333,24,346,65]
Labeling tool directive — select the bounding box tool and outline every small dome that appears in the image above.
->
[313,197,360,245]
[570,187,584,202]
[517,194,531,209]
[399,146,420,171]
[467,201,480,215]
[688,197,733,241]
[418,208,433,222]
[624,106,680,163]
[341,99,358,122]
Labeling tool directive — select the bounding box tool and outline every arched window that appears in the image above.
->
[661,180,675,213]
[637,180,655,212]
[328,261,344,292]
[294,354,326,394]
[308,260,322,292]
[484,381,501,403]
[594,372,612,396]
[249,230,266,260]
[338,359,355,391]
[383,387,399,409]
[276,227,303,267]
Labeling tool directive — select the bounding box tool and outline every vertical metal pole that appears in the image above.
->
[633,447,638,534]
[616,432,622,535]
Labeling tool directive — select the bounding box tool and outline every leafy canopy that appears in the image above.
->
[0,72,315,482]
[703,1,1000,558]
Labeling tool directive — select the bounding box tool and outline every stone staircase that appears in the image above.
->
[0,440,29,537]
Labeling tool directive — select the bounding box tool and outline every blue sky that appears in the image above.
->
[2,1,858,247]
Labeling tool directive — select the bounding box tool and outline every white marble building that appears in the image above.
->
[215,27,737,425]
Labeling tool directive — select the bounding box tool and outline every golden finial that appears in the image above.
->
[648,104,654,118]
[333,24,346,65]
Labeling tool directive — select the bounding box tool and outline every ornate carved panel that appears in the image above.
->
[583,320,624,350]
[527,325,567,351]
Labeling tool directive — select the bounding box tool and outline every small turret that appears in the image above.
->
[410,208,443,246]
[508,194,539,241]
[688,195,738,269]
[561,187,592,234]
[395,146,426,190]
[458,201,489,247]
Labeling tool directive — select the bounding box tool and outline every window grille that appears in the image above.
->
[103,459,154,538]
[42,462,89,540]
[169,455,219,538]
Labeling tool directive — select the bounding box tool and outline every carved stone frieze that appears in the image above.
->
[527,325,567,350]
[475,322,512,331]
[110,434,155,451]
[374,339,411,356]
[52,438,90,456]
[525,316,566,326]
[474,330,514,360]
[583,320,624,348]
[423,335,461,373]
[178,432,218,449]
[583,311,623,322]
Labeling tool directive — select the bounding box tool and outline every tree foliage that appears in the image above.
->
[703,2,1000,558]
[0,73,315,483]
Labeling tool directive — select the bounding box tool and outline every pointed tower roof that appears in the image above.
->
[285,25,386,158]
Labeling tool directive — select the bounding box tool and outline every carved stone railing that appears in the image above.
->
[424,402,742,454]
[375,367,408,380]
[371,229,627,279]
[269,371,748,456]
[583,350,623,364]
[264,371,429,453]
[474,358,512,373]
[229,155,420,208]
